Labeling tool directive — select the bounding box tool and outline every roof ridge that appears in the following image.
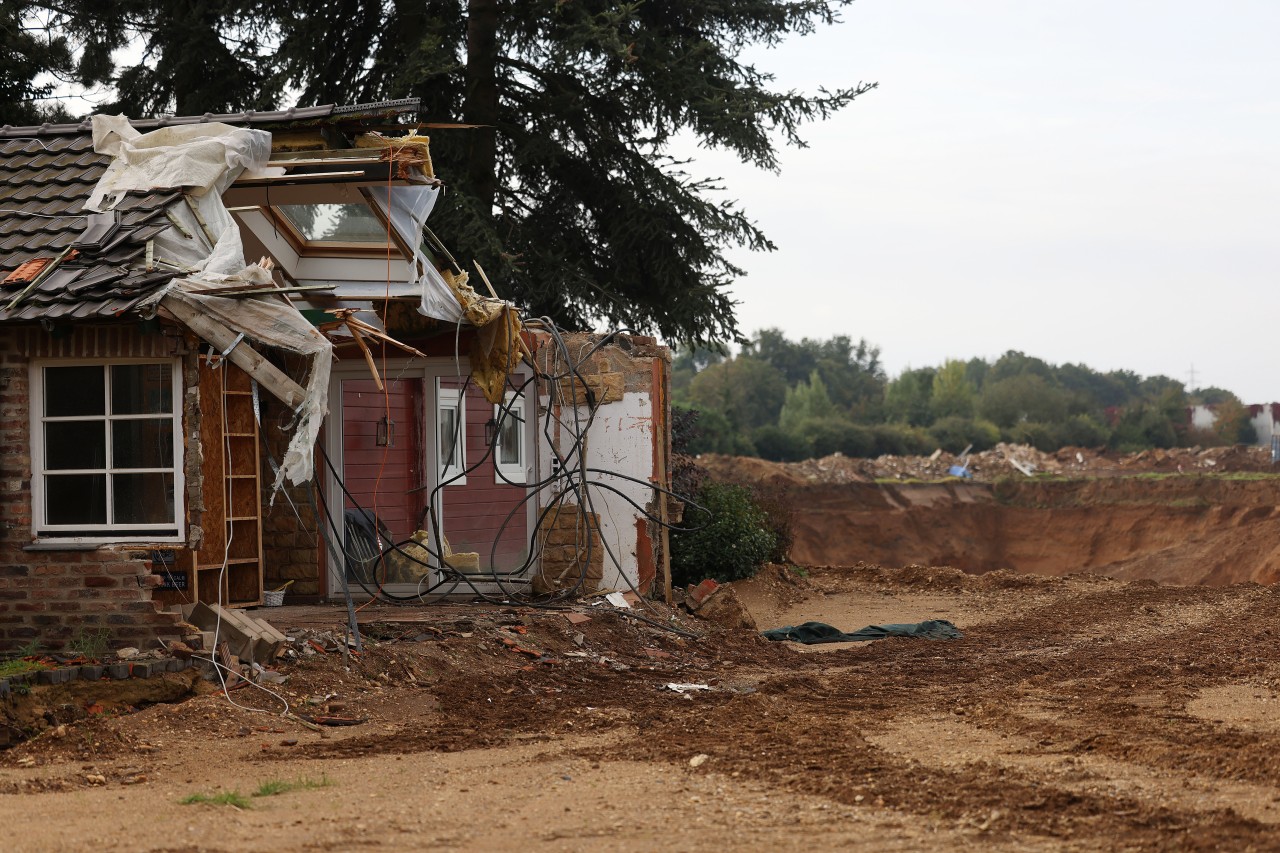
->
[0,99,421,139]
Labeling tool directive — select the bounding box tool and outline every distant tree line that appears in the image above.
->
[673,329,1256,461]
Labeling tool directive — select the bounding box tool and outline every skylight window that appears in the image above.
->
[277,203,390,245]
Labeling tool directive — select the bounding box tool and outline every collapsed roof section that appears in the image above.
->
[0,98,521,488]
[0,99,437,323]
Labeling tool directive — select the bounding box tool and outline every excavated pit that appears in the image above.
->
[776,477,1280,586]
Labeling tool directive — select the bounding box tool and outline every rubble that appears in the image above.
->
[700,442,1275,486]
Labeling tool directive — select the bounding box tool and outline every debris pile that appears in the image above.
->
[700,443,1275,485]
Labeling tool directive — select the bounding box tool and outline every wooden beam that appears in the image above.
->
[234,170,367,184]
[161,295,308,410]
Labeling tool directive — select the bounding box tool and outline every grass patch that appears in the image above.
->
[253,776,332,798]
[0,659,51,678]
[180,777,331,809]
[180,790,252,809]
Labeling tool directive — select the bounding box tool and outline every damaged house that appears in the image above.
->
[0,100,673,653]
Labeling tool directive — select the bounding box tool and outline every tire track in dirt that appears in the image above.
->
[867,714,1280,825]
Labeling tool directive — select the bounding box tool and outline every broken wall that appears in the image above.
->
[532,333,670,596]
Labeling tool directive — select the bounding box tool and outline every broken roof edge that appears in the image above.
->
[0,99,421,139]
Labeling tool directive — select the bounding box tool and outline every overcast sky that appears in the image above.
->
[681,1,1280,401]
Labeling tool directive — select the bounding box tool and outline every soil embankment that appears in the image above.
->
[704,451,1280,585]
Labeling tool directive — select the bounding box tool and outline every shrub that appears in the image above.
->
[795,417,876,458]
[670,482,777,586]
[1058,413,1110,448]
[1002,421,1059,452]
[928,416,1001,453]
[871,423,934,457]
[752,424,811,462]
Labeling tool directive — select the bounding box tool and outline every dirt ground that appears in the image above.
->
[4,563,1280,851]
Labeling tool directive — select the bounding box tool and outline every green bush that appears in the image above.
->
[752,425,811,462]
[1002,421,1059,452]
[795,417,876,458]
[1057,414,1110,448]
[871,423,934,457]
[670,482,777,586]
[928,416,1001,453]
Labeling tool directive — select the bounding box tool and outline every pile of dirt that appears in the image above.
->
[699,442,1274,486]
[699,446,1280,587]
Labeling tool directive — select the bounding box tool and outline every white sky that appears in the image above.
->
[678,0,1280,401]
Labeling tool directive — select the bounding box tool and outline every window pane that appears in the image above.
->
[439,408,457,468]
[111,364,172,414]
[44,366,104,417]
[46,474,106,524]
[498,411,520,465]
[113,473,175,524]
[45,421,105,470]
[112,419,174,468]
[278,204,389,243]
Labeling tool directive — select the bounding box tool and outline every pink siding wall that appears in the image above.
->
[440,380,529,570]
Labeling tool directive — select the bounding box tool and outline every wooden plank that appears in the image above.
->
[234,170,367,183]
[161,296,307,409]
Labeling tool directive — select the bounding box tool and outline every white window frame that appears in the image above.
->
[30,358,185,543]
[494,392,528,484]
[436,384,466,485]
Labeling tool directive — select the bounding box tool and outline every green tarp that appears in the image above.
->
[762,619,962,644]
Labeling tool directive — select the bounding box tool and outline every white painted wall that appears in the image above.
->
[537,390,656,592]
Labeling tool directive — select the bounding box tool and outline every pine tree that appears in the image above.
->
[21,1,875,344]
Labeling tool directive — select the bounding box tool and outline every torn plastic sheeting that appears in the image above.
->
[161,287,331,491]
[366,184,460,321]
[85,114,328,489]
[87,115,279,212]
[88,116,275,278]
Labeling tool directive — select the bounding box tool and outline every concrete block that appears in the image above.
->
[57,667,74,683]
[77,664,104,681]
[0,678,8,698]
[130,661,152,679]
[107,663,131,680]
[187,602,259,663]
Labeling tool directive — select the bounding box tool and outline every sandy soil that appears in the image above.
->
[704,459,1280,585]
[4,565,1280,851]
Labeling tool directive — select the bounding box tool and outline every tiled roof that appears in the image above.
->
[0,132,180,321]
[0,99,422,322]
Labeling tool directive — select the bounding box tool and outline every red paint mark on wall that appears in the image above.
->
[635,517,655,591]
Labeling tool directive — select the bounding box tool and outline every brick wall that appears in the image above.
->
[532,503,603,594]
[0,324,189,654]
